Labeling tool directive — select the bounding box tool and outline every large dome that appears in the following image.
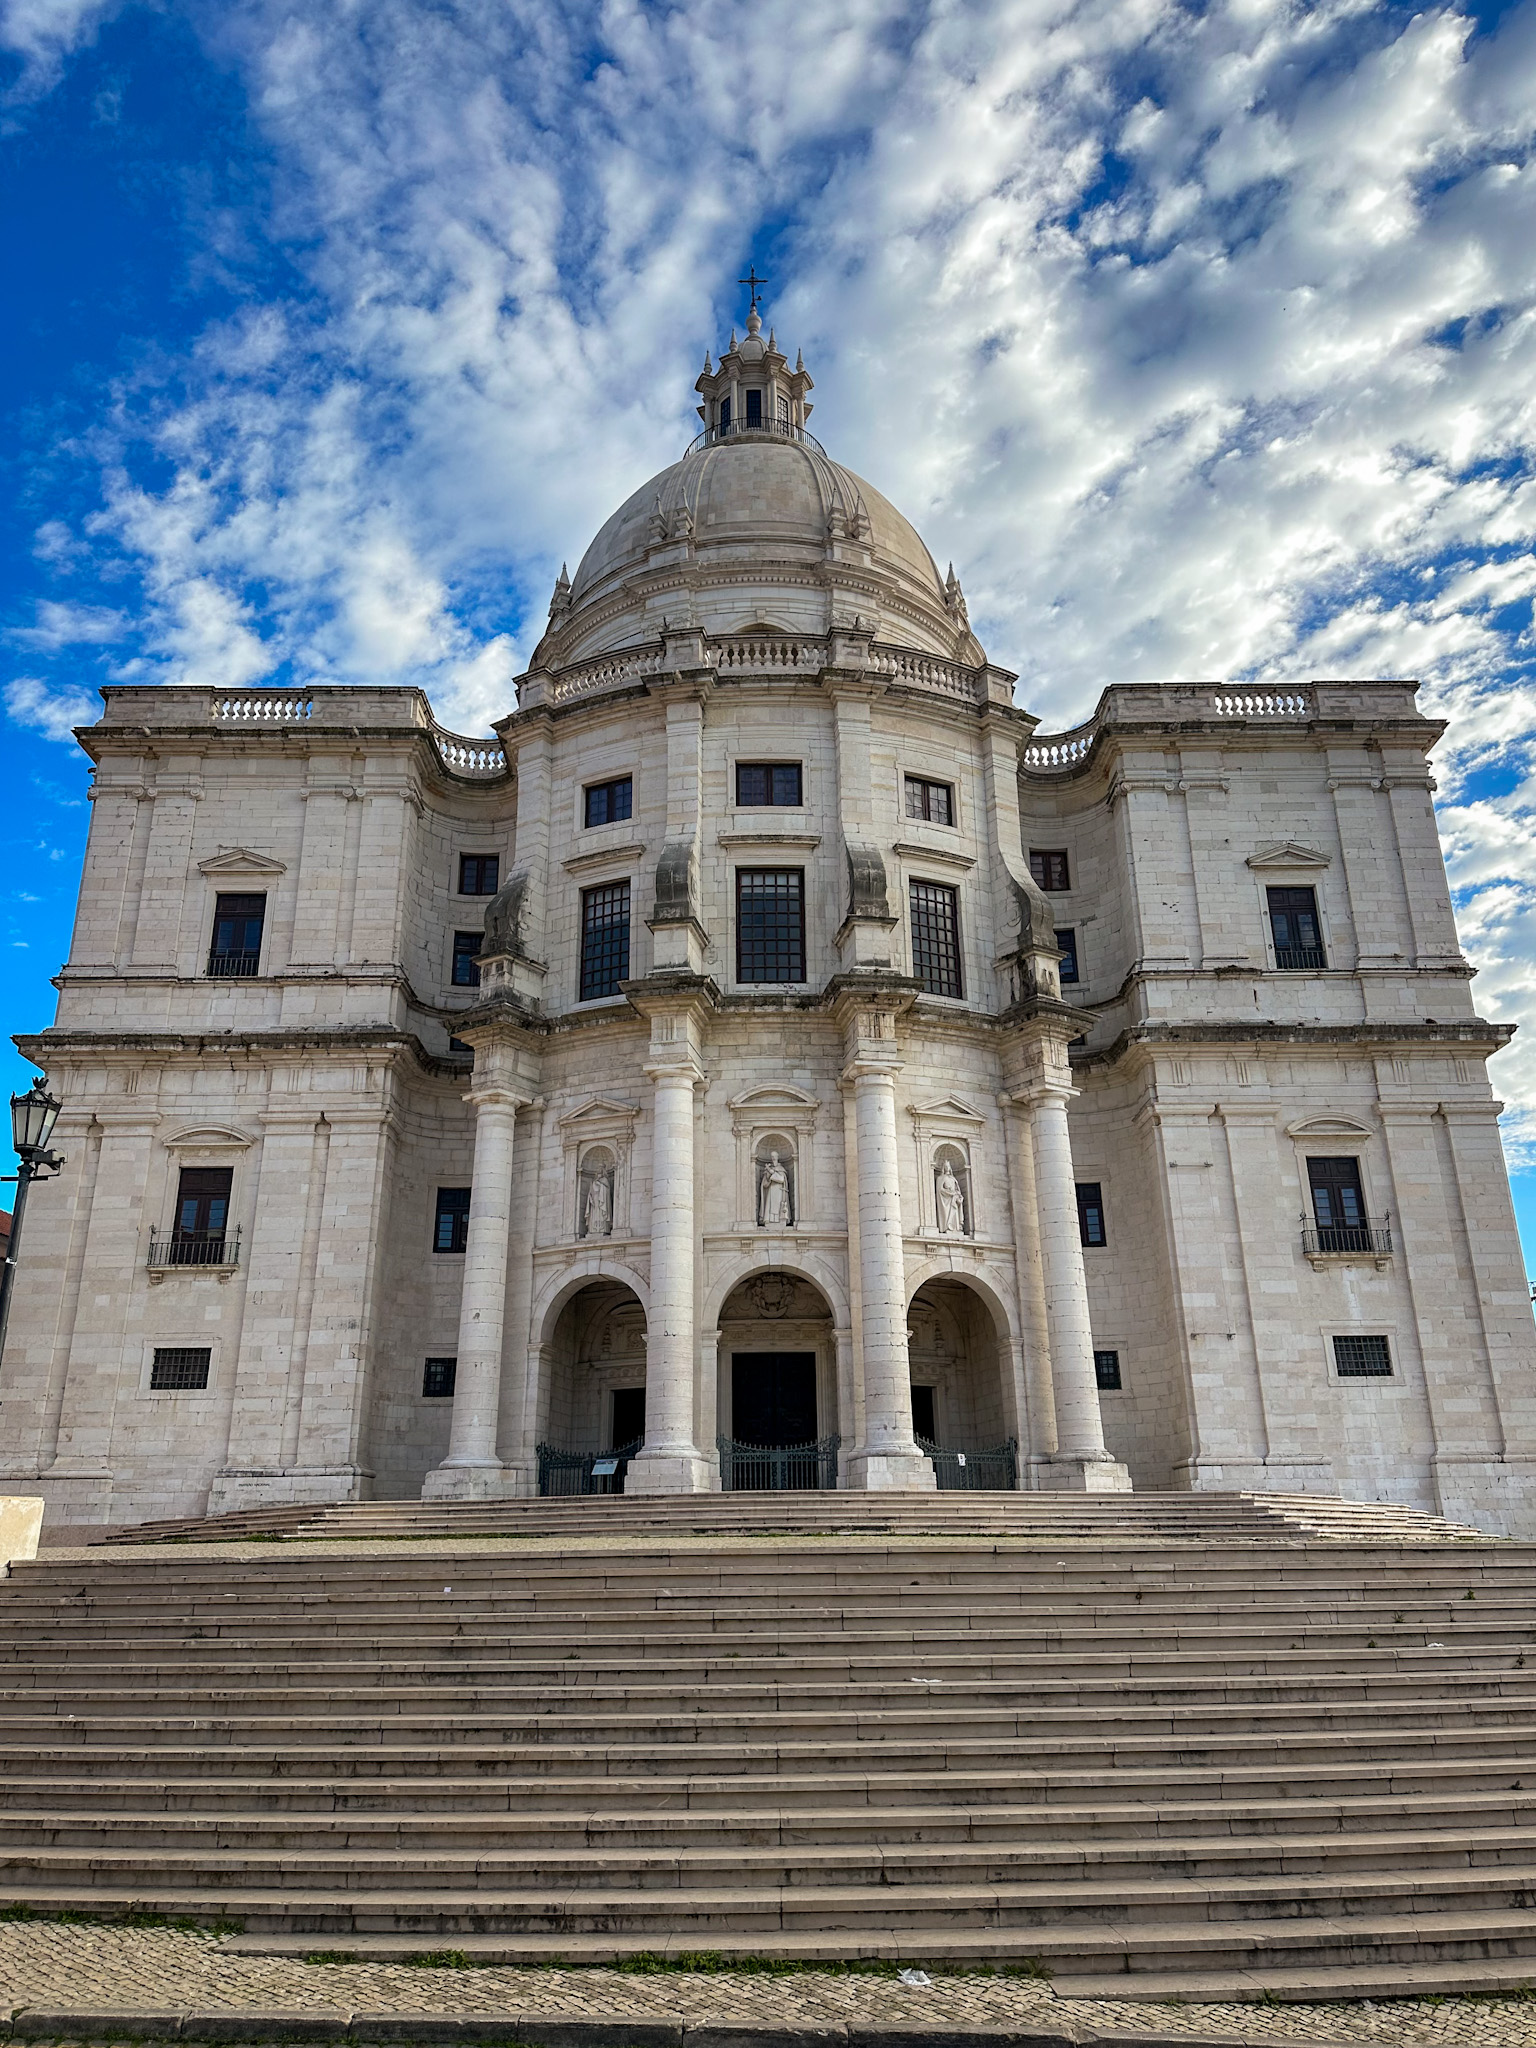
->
[532,314,984,671]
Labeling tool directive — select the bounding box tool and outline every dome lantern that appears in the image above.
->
[694,308,813,444]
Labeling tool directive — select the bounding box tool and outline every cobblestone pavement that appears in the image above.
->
[0,1927,1535,2046]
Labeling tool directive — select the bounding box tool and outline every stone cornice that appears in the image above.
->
[1071,1017,1516,1074]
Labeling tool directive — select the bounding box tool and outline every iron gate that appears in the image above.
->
[535,1438,642,1497]
[717,1433,840,1491]
[918,1437,1018,1490]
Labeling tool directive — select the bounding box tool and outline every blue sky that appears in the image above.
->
[4,0,1536,1261]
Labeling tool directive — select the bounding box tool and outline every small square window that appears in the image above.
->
[1093,1349,1122,1391]
[910,880,962,998]
[451,930,482,987]
[904,776,953,825]
[1055,927,1079,984]
[1077,1182,1106,1248]
[1029,849,1071,892]
[423,1356,457,1399]
[736,762,802,807]
[1334,1334,1393,1378]
[208,893,266,977]
[584,776,633,827]
[580,880,631,1000]
[433,1187,471,1254]
[458,854,500,896]
[151,1346,211,1391]
[737,868,805,982]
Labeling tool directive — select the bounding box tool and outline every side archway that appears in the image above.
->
[904,1268,1021,1471]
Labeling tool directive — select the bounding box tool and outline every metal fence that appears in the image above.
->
[918,1437,1018,1491]
[147,1226,242,1270]
[1301,1216,1393,1257]
[717,1433,840,1492]
[535,1439,642,1497]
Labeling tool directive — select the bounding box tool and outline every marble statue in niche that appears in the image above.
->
[758,1148,793,1228]
[935,1153,968,1235]
[579,1150,615,1239]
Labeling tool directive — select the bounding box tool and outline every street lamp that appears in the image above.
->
[0,1081,65,1370]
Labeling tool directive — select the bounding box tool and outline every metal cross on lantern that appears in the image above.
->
[738,265,766,315]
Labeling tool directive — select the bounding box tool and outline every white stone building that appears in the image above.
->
[7,311,1536,1533]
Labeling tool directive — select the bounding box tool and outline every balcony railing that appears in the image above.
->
[148,1226,242,1271]
[686,418,827,457]
[1301,1215,1393,1259]
[1273,944,1328,971]
[207,952,262,978]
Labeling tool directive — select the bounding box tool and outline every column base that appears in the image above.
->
[845,1449,937,1491]
[623,1449,717,1495]
[1035,1454,1133,1493]
[421,1460,510,1501]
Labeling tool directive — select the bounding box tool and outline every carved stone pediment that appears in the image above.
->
[908,1093,987,1127]
[1246,842,1331,870]
[1287,1114,1372,1138]
[198,848,286,876]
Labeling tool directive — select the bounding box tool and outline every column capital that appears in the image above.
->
[829,976,915,1078]
[1000,1008,1087,1101]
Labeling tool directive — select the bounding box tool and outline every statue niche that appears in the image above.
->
[934,1146,970,1236]
[756,1140,795,1229]
[578,1146,615,1239]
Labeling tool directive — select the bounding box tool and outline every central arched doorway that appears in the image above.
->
[906,1278,1019,1489]
[715,1270,839,1489]
[536,1279,647,1494]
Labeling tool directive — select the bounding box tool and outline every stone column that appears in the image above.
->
[836,991,935,1491]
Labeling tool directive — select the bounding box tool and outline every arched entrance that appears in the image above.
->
[536,1280,647,1493]
[906,1278,1018,1488]
[715,1270,839,1489]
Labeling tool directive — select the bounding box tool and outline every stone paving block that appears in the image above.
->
[11,2021,188,2042]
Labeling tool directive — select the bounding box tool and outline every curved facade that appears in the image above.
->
[7,317,1536,1534]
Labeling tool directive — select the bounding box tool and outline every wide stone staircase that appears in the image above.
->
[3,1491,1536,2002]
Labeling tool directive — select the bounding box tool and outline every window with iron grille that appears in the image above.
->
[1094,1348,1122,1391]
[151,1346,211,1391]
[433,1186,471,1254]
[207,893,265,977]
[909,879,962,998]
[746,388,763,424]
[174,1167,231,1245]
[1077,1182,1107,1247]
[458,853,499,896]
[584,775,633,827]
[422,1356,457,1399]
[736,869,806,983]
[1334,1334,1393,1378]
[451,930,482,987]
[1056,927,1079,984]
[1267,885,1326,969]
[579,880,631,1000]
[735,761,802,807]
[904,775,953,825]
[778,394,791,427]
[1029,849,1071,892]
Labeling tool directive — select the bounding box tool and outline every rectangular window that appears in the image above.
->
[579,879,631,1000]
[422,1356,457,1399]
[909,879,962,998]
[1267,885,1326,970]
[745,387,763,425]
[458,853,499,896]
[584,776,633,827]
[736,868,806,983]
[904,775,953,825]
[735,761,802,807]
[207,893,266,977]
[1029,849,1071,892]
[451,929,482,988]
[719,396,731,430]
[778,394,791,428]
[1093,1349,1122,1391]
[173,1167,232,1245]
[151,1346,211,1392]
[1077,1181,1107,1248]
[433,1186,471,1254]
[1056,927,1079,985]
[1307,1155,1373,1253]
[1334,1334,1393,1379]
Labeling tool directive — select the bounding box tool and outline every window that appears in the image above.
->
[451,930,483,988]
[1077,1182,1107,1248]
[910,1384,937,1442]
[1306,1155,1374,1253]
[173,1167,231,1247]
[1267,885,1326,970]
[1056,927,1079,985]
[1093,1349,1122,1391]
[579,880,631,1000]
[719,396,732,430]
[433,1186,471,1254]
[745,388,763,425]
[904,775,953,825]
[423,1357,457,1399]
[151,1346,211,1392]
[207,893,265,977]
[909,879,962,998]
[447,1036,472,1056]
[458,853,499,896]
[736,761,802,807]
[778,394,791,428]
[584,776,633,828]
[737,869,806,983]
[1029,849,1071,892]
[1334,1334,1393,1379]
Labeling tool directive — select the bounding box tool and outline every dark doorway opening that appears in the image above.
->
[910,1383,936,1442]
[611,1386,646,1449]
[731,1352,817,1446]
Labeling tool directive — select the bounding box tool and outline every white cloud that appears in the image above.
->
[0,0,121,98]
[11,600,126,650]
[5,676,99,742]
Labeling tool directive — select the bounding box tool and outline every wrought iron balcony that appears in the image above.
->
[206,952,262,978]
[1301,1214,1393,1260]
[148,1226,242,1272]
[685,418,826,456]
[1273,944,1328,971]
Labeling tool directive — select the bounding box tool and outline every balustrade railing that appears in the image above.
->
[429,724,506,777]
[717,1433,840,1492]
[1301,1216,1393,1259]
[215,694,313,722]
[685,419,827,456]
[147,1226,242,1271]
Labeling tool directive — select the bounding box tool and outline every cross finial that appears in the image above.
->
[738,264,766,315]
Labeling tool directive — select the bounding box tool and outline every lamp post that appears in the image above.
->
[0,1082,64,1371]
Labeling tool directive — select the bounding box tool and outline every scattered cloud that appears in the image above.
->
[5,676,100,743]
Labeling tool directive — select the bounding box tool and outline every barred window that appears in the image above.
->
[1094,1349,1122,1391]
[904,775,953,825]
[433,1187,471,1254]
[584,776,633,827]
[151,1347,211,1392]
[1334,1334,1393,1378]
[909,879,962,998]
[736,868,805,983]
[579,880,631,1000]
[736,761,802,807]
[422,1357,457,1399]
[458,854,499,896]
[1077,1182,1107,1248]
[1029,849,1071,892]
[1055,927,1079,985]
[451,930,482,987]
